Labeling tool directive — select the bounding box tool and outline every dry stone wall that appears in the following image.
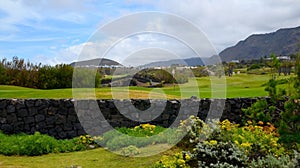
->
[0,98,275,139]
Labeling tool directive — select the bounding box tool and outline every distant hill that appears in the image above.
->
[219,26,300,61]
[140,56,220,68]
[70,58,122,67]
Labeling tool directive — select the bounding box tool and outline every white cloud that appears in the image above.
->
[3,0,300,65]
[45,33,202,66]
[0,0,92,33]
[0,0,41,32]
[128,0,300,52]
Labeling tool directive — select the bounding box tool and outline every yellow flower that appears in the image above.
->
[204,140,218,145]
[177,159,185,166]
[209,140,218,145]
[185,154,191,161]
[241,142,252,147]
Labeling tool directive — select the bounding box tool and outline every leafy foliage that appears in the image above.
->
[0,132,88,156]
[154,116,299,168]
[153,152,190,168]
[220,120,285,159]
[190,141,248,168]
[279,53,300,146]
[120,145,140,157]
[249,153,299,168]
[0,57,101,89]
[99,124,176,150]
[134,68,189,84]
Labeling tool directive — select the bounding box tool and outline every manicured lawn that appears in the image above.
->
[0,74,291,99]
[0,145,171,168]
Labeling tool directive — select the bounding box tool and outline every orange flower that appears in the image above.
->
[258,121,264,125]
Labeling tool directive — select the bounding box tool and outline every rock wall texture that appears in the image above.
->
[0,98,280,139]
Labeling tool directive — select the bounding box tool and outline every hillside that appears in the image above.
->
[70,58,122,67]
[140,56,220,68]
[219,26,300,61]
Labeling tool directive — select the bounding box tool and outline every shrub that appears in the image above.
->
[220,120,285,159]
[120,145,140,157]
[154,118,299,168]
[189,141,248,168]
[153,152,190,168]
[248,64,261,70]
[0,132,87,156]
[249,153,299,168]
[117,123,165,137]
[242,99,276,125]
[177,115,219,149]
[99,124,176,150]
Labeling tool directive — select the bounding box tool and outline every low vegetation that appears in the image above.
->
[98,124,176,152]
[0,132,92,156]
[153,116,299,168]
[153,54,300,168]
[0,147,164,168]
[0,54,299,167]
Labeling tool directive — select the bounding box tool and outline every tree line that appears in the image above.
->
[0,57,101,89]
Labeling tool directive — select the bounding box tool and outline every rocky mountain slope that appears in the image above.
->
[219,26,300,61]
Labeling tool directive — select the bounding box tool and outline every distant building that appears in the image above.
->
[229,60,240,63]
[277,56,290,61]
[265,55,290,61]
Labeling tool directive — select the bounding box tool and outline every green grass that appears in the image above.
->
[0,146,168,168]
[0,74,292,99]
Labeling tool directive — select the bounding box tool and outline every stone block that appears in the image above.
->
[35,114,45,123]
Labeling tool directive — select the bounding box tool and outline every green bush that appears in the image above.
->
[118,123,165,137]
[153,152,190,168]
[0,132,87,156]
[154,117,299,168]
[176,115,219,148]
[219,120,286,159]
[120,145,140,157]
[190,141,249,168]
[249,154,299,168]
[99,124,176,150]
[248,64,261,70]
[242,99,274,125]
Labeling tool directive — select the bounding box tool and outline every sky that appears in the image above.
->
[1,0,300,66]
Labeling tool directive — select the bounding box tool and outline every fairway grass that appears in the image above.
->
[0,145,172,168]
[0,74,290,99]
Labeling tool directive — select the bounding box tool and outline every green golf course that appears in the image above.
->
[0,74,291,99]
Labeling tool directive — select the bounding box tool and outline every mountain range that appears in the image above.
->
[70,58,122,67]
[219,26,300,61]
[140,55,221,67]
[140,26,300,67]
[70,26,300,67]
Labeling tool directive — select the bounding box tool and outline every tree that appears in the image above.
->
[279,53,300,145]
[0,63,7,84]
[269,54,280,79]
[227,62,235,77]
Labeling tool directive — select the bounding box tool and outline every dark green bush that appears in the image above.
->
[242,99,273,125]
[248,64,261,70]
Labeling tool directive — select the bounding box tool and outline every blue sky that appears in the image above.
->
[1,0,300,66]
